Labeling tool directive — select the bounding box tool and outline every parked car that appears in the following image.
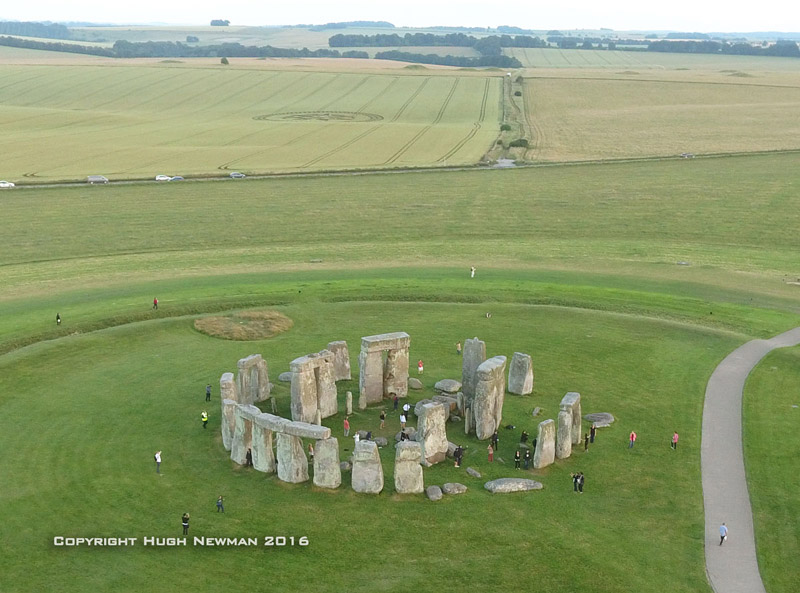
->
[169,176,184,181]
[0,180,15,188]
[87,175,109,184]
[229,172,246,179]
[155,175,171,181]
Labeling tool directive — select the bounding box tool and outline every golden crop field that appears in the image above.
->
[0,61,502,181]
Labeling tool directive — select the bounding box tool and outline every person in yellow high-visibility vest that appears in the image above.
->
[201,411,208,429]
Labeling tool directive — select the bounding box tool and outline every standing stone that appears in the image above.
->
[220,398,237,451]
[327,340,351,381]
[351,440,384,494]
[533,419,556,469]
[290,351,338,423]
[560,392,583,445]
[416,403,449,464]
[473,356,507,440]
[313,438,341,489]
[464,407,471,435]
[556,410,572,459]
[358,391,367,410]
[359,332,410,404]
[220,372,237,403]
[346,391,353,415]
[461,337,486,402]
[236,354,270,404]
[508,352,534,395]
[314,409,322,426]
[251,414,277,473]
[456,392,465,414]
[276,433,309,483]
[230,404,261,465]
[394,441,424,494]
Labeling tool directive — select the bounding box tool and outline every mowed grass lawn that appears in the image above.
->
[1,300,738,593]
[0,62,501,181]
[0,149,799,590]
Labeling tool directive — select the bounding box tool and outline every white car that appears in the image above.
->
[0,180,15,188]
[155,175,171,181]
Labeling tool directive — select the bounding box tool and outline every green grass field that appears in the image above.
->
[1,41,799,592]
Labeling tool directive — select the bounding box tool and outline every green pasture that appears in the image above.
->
[744,348,800,593]
[0,63,501,181]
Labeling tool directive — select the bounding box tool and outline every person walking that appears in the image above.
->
[487,443,494,462]
[154,450,162,474]
[400,413,407,430]
[584,433,589,451]
[454,445,463,468]
[201,411,208,429]
[380,410,386,429]
[205,384,212,402]
[470,266,476,278]
[56,313,61,326]
[307,443,314,462]
[216,496,224,513]
[520,430,529,443]
[491,430,499,450]
[245,448,252,467]
[417,359,424,374]
[590,423,597,443]
[393,395,399,411]
[719,523,728,545]
[343,417,350,437]
[403,402,411,418]
[578,472,584,493]
[514,450,521,469]
[523,449,531,469]
[671,432,679,450]
[531,438,537,453]
[153,297,158,310]
[572,472,580,492]
[182,513,190,535]
[456,341,462,355]
[628,431,637,449]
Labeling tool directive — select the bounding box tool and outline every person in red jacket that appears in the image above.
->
[629,431,637,449]
[153,297,158,310]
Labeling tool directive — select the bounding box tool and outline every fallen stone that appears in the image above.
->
[357,430,370,439]
[442,482,467,495]
[449,415,461,422]
[466,467,482,479]
[484,478,543,493]
[433,395,458,412]
[340,461,352,471]
[278,372,293,382]
[583,412,615,428]
[408,377,424,390]
[447,441,457,458]
[434,379,462,393]
[426,485,443,501]
[374,437,388,447]
[532,407,542,417]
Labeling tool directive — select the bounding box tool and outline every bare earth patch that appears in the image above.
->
[194,310,293,341]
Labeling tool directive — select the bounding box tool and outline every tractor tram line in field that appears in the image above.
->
[436,77,492,164]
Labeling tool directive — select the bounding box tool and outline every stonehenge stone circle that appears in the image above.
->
[358,332,410,405]
[351,440,384,494]
[221,398,237,451]
[313,438,341,489]
[394,441,424,494]
[276,432,309,483]
[508,352,534,395]
[289,350,338,423]
[484,478,543,493]
[556,410,572,459]
[461,337,486,401]
[473,355,507,440]
[230,404,262,465]
[560,392,582,445]
[251,414,277,473]
[533,419,556,469]
[236,354,270,404]
[326,340,352,381]
[416,402,449,464]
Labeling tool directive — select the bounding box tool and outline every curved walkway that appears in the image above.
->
[702,327,800,593]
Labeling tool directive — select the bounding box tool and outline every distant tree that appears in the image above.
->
[607,41,616,50]
[210,19,230,27]
[500,123,512,131]
[186,36,199,43]
[581,39,593,49]
[220,56,229,64]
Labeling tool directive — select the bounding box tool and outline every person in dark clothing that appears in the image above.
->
[531,438,537,452]
[514,450,521,469]
[205,384,212,401]
[578,472,584,493]
[393,395,399,411]
[590,424,597,443]
[216,496,224,513]
[523,449,531,469]
[245,448,253,467]
[56,313,61,325]
[182,513,190,535]
[584,433,589,451]
[520,430,529,443]
[491,431,499,450]
[571,473,580,492]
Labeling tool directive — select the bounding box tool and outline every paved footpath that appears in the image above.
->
[702,327,800,593]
